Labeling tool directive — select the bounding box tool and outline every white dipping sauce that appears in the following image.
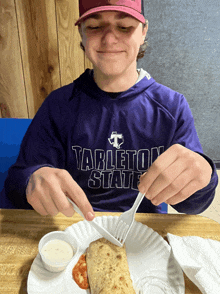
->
[41,239,74,263]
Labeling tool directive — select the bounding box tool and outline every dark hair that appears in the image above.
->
[79,20,148,61]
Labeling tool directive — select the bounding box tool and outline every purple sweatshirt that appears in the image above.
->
[5,69,218,213]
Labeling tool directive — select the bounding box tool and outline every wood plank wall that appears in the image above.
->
[0,0,92,118]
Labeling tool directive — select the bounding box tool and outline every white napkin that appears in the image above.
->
[167,233,220,294]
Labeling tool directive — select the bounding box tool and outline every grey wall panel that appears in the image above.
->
[138,0,220,167]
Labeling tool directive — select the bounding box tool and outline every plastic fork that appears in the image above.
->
[114,192,145,245]
[67,198,123,247]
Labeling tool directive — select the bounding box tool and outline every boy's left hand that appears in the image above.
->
[138,144,212,206]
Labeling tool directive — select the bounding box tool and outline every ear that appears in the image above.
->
[78,25,83,38]
[142,22,148,44]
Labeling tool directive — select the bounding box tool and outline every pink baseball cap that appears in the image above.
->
[75,0,146,26]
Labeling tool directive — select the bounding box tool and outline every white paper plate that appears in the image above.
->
[27,216,185,294]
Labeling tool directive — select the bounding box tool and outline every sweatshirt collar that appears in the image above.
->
[76,68,155,101]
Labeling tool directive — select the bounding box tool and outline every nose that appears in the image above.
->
[101,26,118,45]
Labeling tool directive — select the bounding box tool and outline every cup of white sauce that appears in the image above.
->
[38,231,78,272]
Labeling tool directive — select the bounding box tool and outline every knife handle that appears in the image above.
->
[67,197,85,219]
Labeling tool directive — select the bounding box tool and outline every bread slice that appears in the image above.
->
[86,238,136,294]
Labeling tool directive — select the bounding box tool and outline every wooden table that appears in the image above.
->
[0,209,220,294]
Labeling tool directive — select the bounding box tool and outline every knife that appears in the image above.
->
[67,198,123,247]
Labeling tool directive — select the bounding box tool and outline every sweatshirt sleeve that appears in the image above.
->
[169,95,219,214]
[4,91,67,209]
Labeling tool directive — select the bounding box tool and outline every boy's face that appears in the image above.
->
[79,11,148,77]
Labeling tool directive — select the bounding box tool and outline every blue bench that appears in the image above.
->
[0,118,32,208]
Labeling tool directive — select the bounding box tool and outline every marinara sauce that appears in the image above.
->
[72,254,89,290]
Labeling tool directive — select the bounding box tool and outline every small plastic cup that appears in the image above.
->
[38,231,78,273]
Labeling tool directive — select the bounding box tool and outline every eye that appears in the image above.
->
[118,26,132,32]
[87,26,101,30]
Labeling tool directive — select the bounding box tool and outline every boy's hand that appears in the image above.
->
[26,167,95,220]
[138,144,212,206]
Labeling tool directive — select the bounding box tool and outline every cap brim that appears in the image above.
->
[75,5,146,26]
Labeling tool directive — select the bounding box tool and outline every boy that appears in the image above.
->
[4,0,218,220]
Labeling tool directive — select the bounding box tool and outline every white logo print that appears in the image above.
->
[108,131,124,149]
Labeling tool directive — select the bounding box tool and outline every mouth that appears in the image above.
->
[97,51,124,54]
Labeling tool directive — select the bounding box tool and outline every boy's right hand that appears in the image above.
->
[26,167,95,220]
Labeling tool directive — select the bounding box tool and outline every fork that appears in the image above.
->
[67,197,123,247]
[114,192,145,245]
